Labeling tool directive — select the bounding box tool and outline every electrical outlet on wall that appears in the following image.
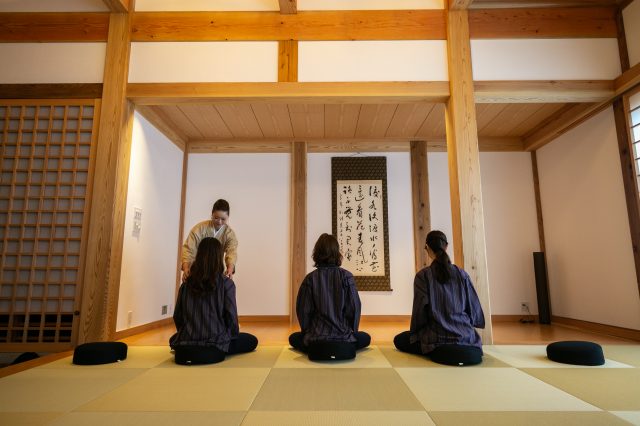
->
[520,302,530,313]
[161,305,168,315]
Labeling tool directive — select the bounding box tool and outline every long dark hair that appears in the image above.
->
[312,233,343,267]
[187,237,225,292]
[426,230,452,283]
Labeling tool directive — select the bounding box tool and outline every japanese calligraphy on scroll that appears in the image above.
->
[332,157,391,291]
[336,181,385,276]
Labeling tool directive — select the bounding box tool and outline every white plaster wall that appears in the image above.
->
[184,154,290,315]
[129,42,278,83]
[537,107,640,330]
[0,43,106,84]
[624,0,640,68]
[299,41,448,82]
[480,152,540,315]
[307,152,539,315]
[0,0,107,11]
[471,39,621,80]
[116,112,184,331]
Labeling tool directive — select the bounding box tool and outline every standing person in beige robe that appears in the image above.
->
[182,199,238,280]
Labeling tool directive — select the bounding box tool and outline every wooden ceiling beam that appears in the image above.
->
[187,137,523,153]
[474,80,614,103]
[615,61,640,96]
[0,83,103,99]
[469,7,617,38]
[0,13,109,42]
[279,0,297,14]
[102,0,131,13]
[130,10,445,41]
[127,82,450,105]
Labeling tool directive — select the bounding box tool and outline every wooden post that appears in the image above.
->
[175,147,189,297]
[290,141,307,326]
[78,13,133,343]
[613,97,640,295]
[410,140,431,271]
[278,40,298,83]
[445,9,493,343]
[531,151,546,253]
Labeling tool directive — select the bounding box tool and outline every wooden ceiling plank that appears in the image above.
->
[416,103,446,139]
[324,104,362,139]
[505,103,564,137]
[289,104,324,139]
[386,103,435,137]
[162,105,205,140]
[251,103,294,138]
[480,103,538,137]
[0,12,109,42]
[215,103,264,138]
[354,104,399,138]
[178,104,232,139]
[475,80,615,103]
[131,10,447,41]
[136,105,187,150]
[475,103,510,133]
[469,7,617,39]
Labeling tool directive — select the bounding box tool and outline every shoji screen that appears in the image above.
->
[0,100,98,349]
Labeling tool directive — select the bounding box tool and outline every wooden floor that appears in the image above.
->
[120,319,637,346]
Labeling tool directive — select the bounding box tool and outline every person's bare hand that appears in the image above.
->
[225,264,235,278]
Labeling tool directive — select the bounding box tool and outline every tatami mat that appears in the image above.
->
[250,368,423,411]
[241,410,436,425]
[273,346,391,368]
[522,368,640,411]
[396,367,599,411]
[427,411,630,426]
[483,345,634,368]
[1,344,639,425]
[77,368,270,412]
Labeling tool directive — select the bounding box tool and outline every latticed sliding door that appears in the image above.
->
[0,100,99,350]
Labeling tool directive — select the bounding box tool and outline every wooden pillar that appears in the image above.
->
[410,140,431,271]
[78,13,133,343]
[613,97,640,295]
[445,9,493,343]
[175,147,189,297]
[531,151,546,253]
[290,141,307,326]
[278,40,298,83]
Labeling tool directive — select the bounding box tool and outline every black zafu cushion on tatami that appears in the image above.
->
[307,341,356,361]
[174,345,225,365]
[546,341,605,366]
[73,342,128,365]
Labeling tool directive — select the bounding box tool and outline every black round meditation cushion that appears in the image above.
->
[546,341,605,366]
[174,345,225,365]
[73,342,128,365]
[307,341,356,361]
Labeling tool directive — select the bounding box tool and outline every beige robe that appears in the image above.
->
[181,220,238,268]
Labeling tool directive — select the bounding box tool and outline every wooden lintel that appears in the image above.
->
[474,80,614,103]
[127,82,450,105]
[187,137,522,153]
[469,7,617,39]
[135,104,187,151]
[102,0,129,12]
[0,12,109,42]
[615,61,640,96]
[523,103,605,151]
[279,0,297,14]
[0,84,103,99]
[131,10,446,41]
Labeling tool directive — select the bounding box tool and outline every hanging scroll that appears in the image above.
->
[332,157,391,291]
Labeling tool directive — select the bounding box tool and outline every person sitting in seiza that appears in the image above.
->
[289,233,371,355]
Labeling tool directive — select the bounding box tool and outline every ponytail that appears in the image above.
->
[426,230,452,283]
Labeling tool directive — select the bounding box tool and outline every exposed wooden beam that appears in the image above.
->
[102,0,130,13]
[0,83,103,99]
[0,13,109,42]
[523,103,605,151]
[612,97,640,296]
[131,10,446,41]
[445,9,493,343]
[79,13,133,343]
[410,141,431,272]
[279,0,297,14]
[127,82,450,105]
[474,80,614,103]
[469,7,617,38]
[278,40,298,83]
[616,7,630,72]
[135,104,187,150]
[187,137,523,153]
[290,141,307,326]
[615,61,640,96]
